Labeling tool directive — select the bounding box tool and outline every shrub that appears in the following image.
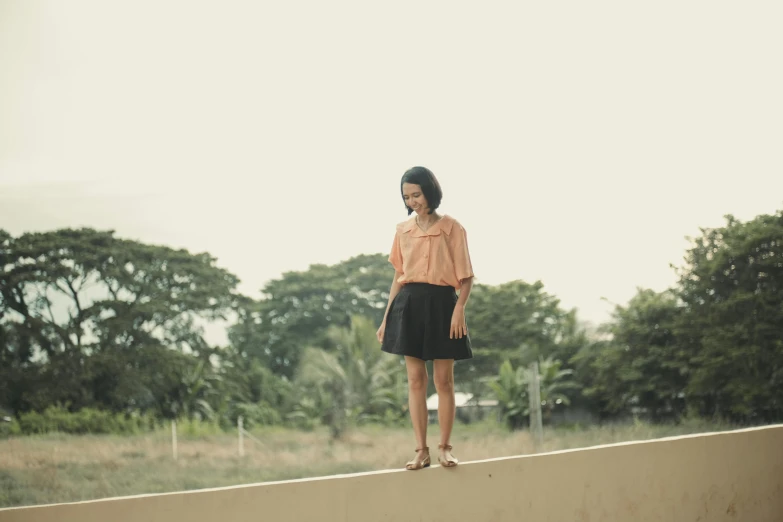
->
[16,405,155,435]
[175,417,224,437]
[0,416,21,438]
[231,402,282,430]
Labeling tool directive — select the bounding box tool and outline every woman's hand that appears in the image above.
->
[450,305,467,339]
[376,321,386,343]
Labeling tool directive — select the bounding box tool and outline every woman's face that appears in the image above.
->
[402,183,428,214]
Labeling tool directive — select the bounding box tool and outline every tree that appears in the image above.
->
[460,281,588,406]
[537,357,580,423]
[0,228,240,416]
[468,281,568,353]
[574,288,687,421]
[676,211,783,423]
[487,356,580,430]
[487,360,530,430]
[291,316,405,439]
[229,254,394,378]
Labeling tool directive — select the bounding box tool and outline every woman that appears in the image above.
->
[376,166,475,471]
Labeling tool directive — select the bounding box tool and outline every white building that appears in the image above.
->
[426,392,498,423]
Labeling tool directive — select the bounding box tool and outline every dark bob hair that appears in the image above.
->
[400,166,443,215]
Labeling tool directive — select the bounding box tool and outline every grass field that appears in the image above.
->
[0,417,737,509]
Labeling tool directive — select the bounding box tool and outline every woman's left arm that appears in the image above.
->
[456,277,473,308]
[451,277,473,339]
[449,220,475,339]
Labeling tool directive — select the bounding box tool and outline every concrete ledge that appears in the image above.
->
[2,425,782,522]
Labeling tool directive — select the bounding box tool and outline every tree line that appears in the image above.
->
[1,208,781,436]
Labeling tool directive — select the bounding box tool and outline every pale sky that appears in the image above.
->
[2,1,782,345]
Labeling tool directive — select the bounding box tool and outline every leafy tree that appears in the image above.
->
[0,228,240,416]
[229,254,394,378]
[171,359,222,420]
[290,316,405,439]
[215,344,292,423]
[458,281,588,400]
[537,357,580,423]
[574,288,687,421]
[676,211,783,423]
[468,281,567,353]
[488,356,580,430]
[487,360,530,430]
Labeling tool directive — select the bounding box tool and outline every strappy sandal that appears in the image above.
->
[438,443,459,467]
[405,447,431,470]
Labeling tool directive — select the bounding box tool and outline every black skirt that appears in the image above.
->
[381,283,473,361]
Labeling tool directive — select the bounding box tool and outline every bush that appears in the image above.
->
[284,410,318,431]
[0,416,21,438]
[231,402,282,430]
[16,405,155,435]
[175,417,224,438]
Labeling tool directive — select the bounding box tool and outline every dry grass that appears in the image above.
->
[0,418,737,509]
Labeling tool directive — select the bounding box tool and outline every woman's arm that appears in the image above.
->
[455,276,473,309]
[382,271,404,319]
[377,272,403,342]
[451,277,474,339]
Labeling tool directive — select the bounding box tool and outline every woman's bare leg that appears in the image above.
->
[433,358,458,465]
[405,356,429,464]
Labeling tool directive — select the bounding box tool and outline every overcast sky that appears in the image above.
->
[2,1,782,345]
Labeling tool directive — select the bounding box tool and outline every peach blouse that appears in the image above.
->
[388,214,475,290]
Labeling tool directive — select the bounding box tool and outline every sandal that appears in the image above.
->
[405,447,431,470]
[438,443,459,467]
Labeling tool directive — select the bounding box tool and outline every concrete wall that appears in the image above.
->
[2,425,782,522]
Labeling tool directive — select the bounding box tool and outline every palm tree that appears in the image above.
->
[488,357,580,430]
[293,316,404,439]
[174,359,220,421]
[296,347,348,438]
[537,356,580,423]
[487,360,530,429]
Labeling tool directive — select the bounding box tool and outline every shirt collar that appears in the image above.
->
[402,215,454,237]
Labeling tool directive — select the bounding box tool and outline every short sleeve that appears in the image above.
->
[388,227,403,273]
[450,223,474,282]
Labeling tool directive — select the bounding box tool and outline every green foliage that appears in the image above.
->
[573,209,783,424]
[488,357,580,430]
[175,417,224,438]
[290,316,405,439]
[284,398,319,431]
[538,357,580,421]
[230,402,282,429]
[0,227,240,419]
[487,360,530,430]
[676,211,783,423]
[0,417,21,438]
[229,254,394,378]
[3,206,783,435]
[468,281,576,355]
[574,289,687,421]
[15,405,156,435]
[458,281,588,411]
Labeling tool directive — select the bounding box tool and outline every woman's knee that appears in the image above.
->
[433,360,455,392]
[407,371,428,392]
[434,372,454,393]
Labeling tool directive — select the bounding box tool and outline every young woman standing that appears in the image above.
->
[376,166,475,470]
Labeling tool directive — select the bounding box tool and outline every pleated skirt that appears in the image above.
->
[381,282,473,361]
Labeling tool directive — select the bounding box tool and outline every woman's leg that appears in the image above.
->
[405,356,429,462]
[433,358,458,465]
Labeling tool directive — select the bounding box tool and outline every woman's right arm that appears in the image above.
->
[377,271,402,342]
[382,271,403,321]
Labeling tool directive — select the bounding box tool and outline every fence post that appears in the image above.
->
[529,361,543,449]
[172,420,178,461]
[238,416,244,457]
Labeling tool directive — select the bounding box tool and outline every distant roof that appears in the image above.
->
[426,392,498,410]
